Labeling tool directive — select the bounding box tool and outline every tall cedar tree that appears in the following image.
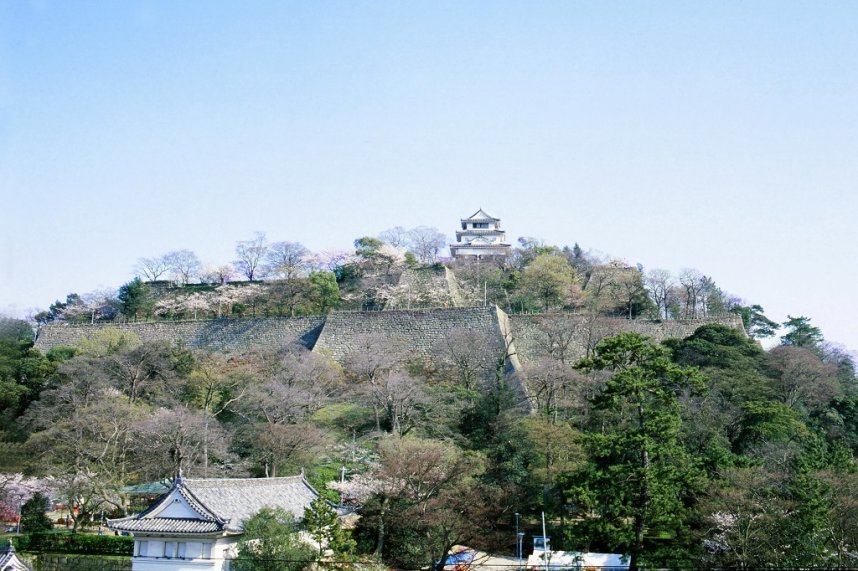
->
[567,332,706,570]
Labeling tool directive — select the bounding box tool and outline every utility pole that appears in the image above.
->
[541,511,549,571]
[515,512,519,558]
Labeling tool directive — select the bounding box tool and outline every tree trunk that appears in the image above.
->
[373,404,382,432]
[375,496,389,557]
[433,540,456,571]
[631,400,650,571]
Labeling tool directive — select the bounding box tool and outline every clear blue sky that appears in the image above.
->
[1,1,856,353]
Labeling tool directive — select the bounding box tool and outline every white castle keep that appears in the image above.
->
[450,208,512,258]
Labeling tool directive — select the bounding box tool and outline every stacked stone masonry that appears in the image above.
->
[313,306,508,364]
[509,314,745,364]
[35,316,326,354]
[35,308,744,366]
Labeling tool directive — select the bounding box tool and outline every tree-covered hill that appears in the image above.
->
[3,228,856,569]
[35,229,757,326]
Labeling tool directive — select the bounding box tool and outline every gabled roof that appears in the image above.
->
[108,474,319,536]
[463,208,499,222]
[0,541,31,571]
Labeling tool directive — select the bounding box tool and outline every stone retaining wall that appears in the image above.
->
[313,306,507,364]
[35,310,745,368]
[21,553,131,571]
[35,316,325,354]
[509,314,745,364]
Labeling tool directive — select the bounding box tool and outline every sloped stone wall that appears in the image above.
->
[509,314,745,364]
[313,306,507,364]
[34,310,745,367]
[34,316,325,354]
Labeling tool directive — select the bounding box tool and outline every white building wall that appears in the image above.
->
[452,246,509,256]
[132,537,239,571]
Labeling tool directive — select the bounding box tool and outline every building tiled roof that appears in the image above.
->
[185,476,318,528]
[108,475,319,536]
[462,208,499,222]
[109,517,222,534]
[450,243,511,249]
[0,541,31,571]
[456,229,504,238]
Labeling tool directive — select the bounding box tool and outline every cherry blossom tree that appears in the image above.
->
[56,289,117,323]
[136,405,231,479]
[202,264,236,285]
[378,226,410,248]
[312,249,355,272]
[265,241,310,280]
[164,250,203,285]
[0,473,53,514]
[406,226,447,264]
[234,232,269,281]
[135,255,170,281]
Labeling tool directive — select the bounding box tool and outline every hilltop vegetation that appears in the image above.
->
[2,228,857,569]
[36,228,761,327]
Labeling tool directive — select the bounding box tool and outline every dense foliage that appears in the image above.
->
[1,234,857,569]
[31,230,754,322]
[232,507,315,571]
[12,532,134,556]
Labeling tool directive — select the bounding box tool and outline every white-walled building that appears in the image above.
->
[0,541,31,571]
[108,474,318,571]
[450,209,511,258]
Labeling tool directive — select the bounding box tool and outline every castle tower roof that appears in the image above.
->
[461,208,500,223]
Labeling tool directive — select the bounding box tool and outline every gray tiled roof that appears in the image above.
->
[463,208,499,221]
[108,475,319,536]
[109,517,222,534]
[184,476,318,530]
[0,541,31,571]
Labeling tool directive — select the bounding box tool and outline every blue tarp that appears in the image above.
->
[439,551,476,566]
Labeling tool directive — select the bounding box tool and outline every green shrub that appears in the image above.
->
[14,532,133,556]
[20,493,53,533]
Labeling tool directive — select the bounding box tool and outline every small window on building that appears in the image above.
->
[149,541,165,558]
[186,542,203,559]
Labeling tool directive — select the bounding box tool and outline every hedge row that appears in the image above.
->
[12,532,133,556]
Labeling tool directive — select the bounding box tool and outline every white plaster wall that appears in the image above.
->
[132,536,238,571]
[156,492,203,519]
[452,246,509,257]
